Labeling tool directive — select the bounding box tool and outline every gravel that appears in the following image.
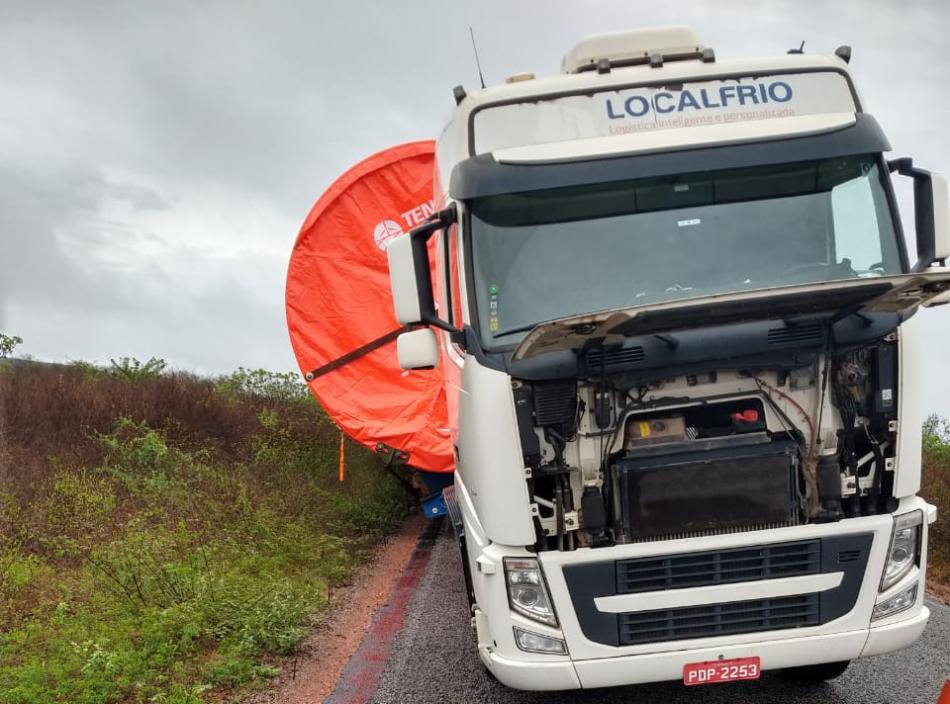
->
[368,524,950,704]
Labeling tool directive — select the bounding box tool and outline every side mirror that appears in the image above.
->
[397,328,440,370]
[386,205,461,332]
[931,173,950,264]
[889,159,950,271]
[387,233,424,324]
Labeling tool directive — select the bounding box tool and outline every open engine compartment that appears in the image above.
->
[512,317,901,552]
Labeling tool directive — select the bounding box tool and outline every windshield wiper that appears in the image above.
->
[494,318,602,339]
[492,322,538,338]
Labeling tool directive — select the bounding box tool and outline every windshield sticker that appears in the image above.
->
[488,284,500,332]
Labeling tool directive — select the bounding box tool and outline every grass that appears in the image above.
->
[0,361,409,704]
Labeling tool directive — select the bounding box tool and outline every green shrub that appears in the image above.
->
[88,524,204,610]
[0,333,22,359]
[31,468,116,558]
[150,683,211,704]
[215,367,310,404]
[923,413,950,463]
[108,356,167,381]
[0,548,52,625]
[68,360,106,378]
[95,418,196,495]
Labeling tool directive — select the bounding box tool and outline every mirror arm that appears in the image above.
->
[887,157,938,272]
[407,205,464,335]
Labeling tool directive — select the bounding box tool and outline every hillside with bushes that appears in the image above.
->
[923,414,950,594]
[0,358,408,704]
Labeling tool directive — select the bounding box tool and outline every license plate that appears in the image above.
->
[683,656,761,686]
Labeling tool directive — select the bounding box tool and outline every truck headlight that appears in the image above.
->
[880,510,923,591]
[504,557,558,627]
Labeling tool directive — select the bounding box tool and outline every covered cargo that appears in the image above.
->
[286,141,453,472]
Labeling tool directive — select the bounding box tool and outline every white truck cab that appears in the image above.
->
[387,27,950,690]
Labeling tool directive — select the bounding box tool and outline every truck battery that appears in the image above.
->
[623,415,687,449]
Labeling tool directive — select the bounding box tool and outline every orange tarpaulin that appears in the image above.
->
[285,141,453,472]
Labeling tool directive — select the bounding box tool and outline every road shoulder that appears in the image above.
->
[245,514,426,704]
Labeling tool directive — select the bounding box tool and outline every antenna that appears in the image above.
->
[469,26,486,89]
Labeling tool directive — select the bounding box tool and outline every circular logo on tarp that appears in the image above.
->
[373,219,404,250]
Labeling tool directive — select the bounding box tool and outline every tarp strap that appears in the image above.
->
[304,325,410,381]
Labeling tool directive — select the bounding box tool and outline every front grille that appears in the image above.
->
[616,540,820,594]
[618,594,820,645]
[562,534,873,648]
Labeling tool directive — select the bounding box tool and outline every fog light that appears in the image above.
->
[513,627,567,654]
[872,583,918,621]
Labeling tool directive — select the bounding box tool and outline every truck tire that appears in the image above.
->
[780,660,851,682]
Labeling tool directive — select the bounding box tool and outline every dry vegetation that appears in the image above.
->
[922,414,950,598]
[0,360,408,704]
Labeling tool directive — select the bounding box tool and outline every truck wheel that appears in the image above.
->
[780,660,851,682]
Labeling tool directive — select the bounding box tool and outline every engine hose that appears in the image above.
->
[562,474,575,551]
[555,482,565,552]
[868,441,885,513]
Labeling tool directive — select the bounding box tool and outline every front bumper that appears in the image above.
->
[471,497,934,691]
[481,606,929,690]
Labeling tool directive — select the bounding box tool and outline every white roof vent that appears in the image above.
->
[561,26,712,74]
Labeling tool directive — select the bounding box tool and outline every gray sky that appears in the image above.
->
[2,0,949,413]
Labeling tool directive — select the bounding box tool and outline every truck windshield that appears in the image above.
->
[469,154,902,348]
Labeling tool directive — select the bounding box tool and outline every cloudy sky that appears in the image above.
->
[2,0,949,412]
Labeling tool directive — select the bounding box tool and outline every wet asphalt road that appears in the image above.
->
[367,523,950,704]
